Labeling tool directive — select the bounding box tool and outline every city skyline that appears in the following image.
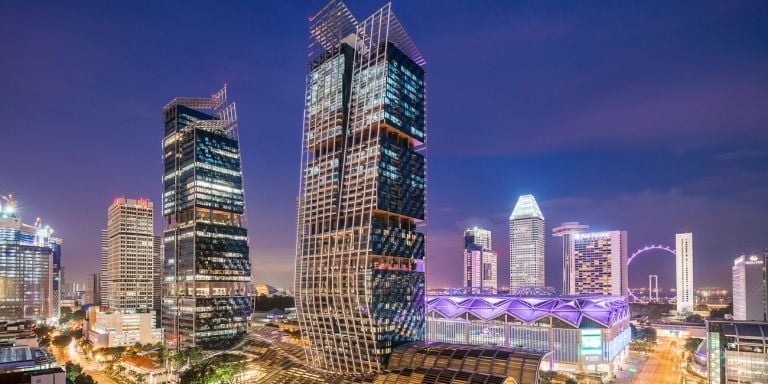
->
[2,1,768,291]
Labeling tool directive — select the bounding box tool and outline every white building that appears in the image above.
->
[85,307,161,348]
[675,233,694,314]
[732,253,768,321]
[104,198,155,311]
[552,222,589,295]
[509,195,545,288]
[572,231,628,296]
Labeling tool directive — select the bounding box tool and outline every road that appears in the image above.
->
[633,337,707,384]
[50,341,118,384]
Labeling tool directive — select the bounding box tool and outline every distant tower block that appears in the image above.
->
[648,275,659,302]
[553,222,589,295]
[676,233,694,313]
[509,195,545,288]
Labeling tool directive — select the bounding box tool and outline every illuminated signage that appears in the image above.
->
[581,329,602,356]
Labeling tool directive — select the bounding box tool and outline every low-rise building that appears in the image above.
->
[0,345,57,374]
[425,294,631,381]
[85,307,161,348]
[120,355,169,384]
[706,320,768,384]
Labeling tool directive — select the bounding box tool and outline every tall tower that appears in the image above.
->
[153,235,162,327]
[464,227,497,293]
[552,222,589,295]
[732,253,768,321]
[104,198,155,311]
[295,0,427,374]
[100,229,108,306]
[675,233,694,313]
[509,195,545,288]
[572,231,628,296]
[162,86,251,349]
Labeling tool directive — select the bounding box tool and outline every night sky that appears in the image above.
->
[2,1,767,291]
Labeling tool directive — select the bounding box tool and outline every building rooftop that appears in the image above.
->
[427,294,629,328]
[510,194,544,220]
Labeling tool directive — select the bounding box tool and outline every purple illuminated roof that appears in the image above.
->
[426,294,629,328]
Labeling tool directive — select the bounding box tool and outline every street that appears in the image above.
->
[634,338,702,384]
[50,341,118,384]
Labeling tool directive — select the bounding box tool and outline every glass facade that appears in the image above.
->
[509,195,545,288]
[296,1,427,374]
[0,208,54,322]
[706,320,768,384]
[161,86,251,350]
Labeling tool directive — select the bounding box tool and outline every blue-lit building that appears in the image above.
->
[0,197,55,322]
[161,86,252,349]
[295,0,427,374]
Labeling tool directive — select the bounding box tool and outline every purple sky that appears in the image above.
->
[1,1,767,291]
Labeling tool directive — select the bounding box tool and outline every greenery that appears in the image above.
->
[630,324,657,352]
[253,295,295,312]
[710,304,733,319]
[684,314,705,324]
[53,334,73,348]
[34,324,53,347]
[74,373,96,384]
[179,353,247,384]
[684,337,704,356]
[65,362,83,381]
[629,303,673,321]
[60,307,86,325]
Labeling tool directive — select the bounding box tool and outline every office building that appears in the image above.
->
[0,195,54,322]
[509,195,545,288]
[50,238,62,321]
[706,320,768,384]
[162,86,252,349]
[100,229,108,306]
[676,233,694,314]
[572,231,628,296]
[426,294,631,380]
[732,253,768,321]
[82,273,100,306]
[104,198,155,311]
[153,235,161,327]
[295,0,427,373]
[463,227,497,293]
[552,222,589,295]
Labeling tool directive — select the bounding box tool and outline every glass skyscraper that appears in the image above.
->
[161,86,251,349]
[0,196,55,322]
[295,0,427,374]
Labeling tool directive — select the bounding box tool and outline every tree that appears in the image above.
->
[53,334,72,348]
[74,373,96,384]
[65,362,83,381]
[684,314,705,324]
[180,353,247,384]
[710,304,733,319]
[684,337,703,355]
[72,308,86,321]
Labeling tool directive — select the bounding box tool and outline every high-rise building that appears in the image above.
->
[463,227,497,293]
[509,194,545,288]
[50,238,62,320]
[162,86,252,349]
[0,195,54,322]
[153,235,162,327]
[572,231,628,296]
[676,233,694,314]
[104,198,155,311]
[732,253,768,321]
[83,273,100,306]
[100,229,108,306]
[552,222,589,295]
[295,0,427,373]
